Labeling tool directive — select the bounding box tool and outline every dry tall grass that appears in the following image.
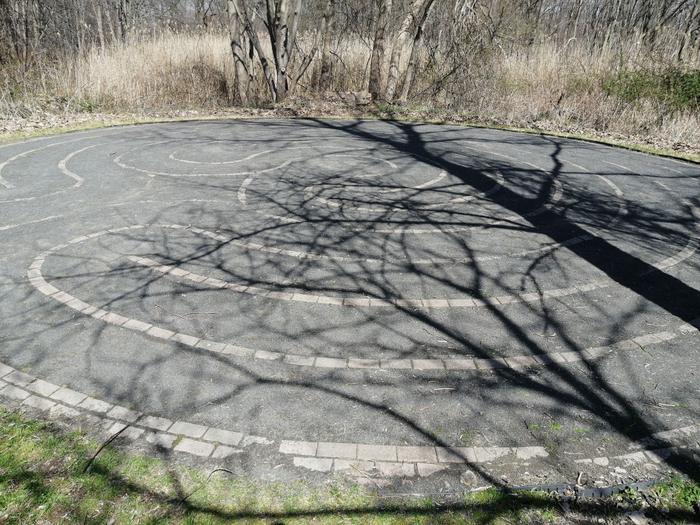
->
[1,30,698,150]
[68,33,234,110]
[429,40,700,149]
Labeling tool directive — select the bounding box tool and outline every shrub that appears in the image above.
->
[603,69,700,110]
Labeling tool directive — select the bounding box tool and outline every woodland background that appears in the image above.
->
[1,0,699,151]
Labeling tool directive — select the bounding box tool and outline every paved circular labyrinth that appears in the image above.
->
[1,119,699,489]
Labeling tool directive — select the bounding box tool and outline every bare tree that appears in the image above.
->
[227,0,307,102]
[93,0,106,50]
[1,0,699,105]
[368,0,391,100]
[1,0,40,63]
[398,0,434,102]
[117,0,129,42]
[384,0,435,102]
[226,0,252,103]
[316,0,335,90]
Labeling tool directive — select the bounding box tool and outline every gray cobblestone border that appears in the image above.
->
[111,134,632,251]
[26,224,700,371]
[2,360,695,478]
[237,159,627,256]
[131,252,610,308]
[0,361,260,461]
[573,425,699,469]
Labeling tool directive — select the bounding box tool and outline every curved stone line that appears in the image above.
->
[0,193,279,233]
[167,137,372,165]
[116,142,402,178]
[236,148,480,225]
[446,145,634,239]
[245,171,507,230]
[0,215,63,232]
[0,135,105,193]
[26,225,699,371]
[114,140,268,177]
[1,139,126,204]
[246,152,590,234]
[301,167,557,233]
[645,199,700,272]
[334,156,440,193]
[234,176,606,266]
[180,192,693,308]
[5,142,102,204]
[457,142,564,175]
[279,422,700,468]
[1,197,232,232]
[600,159,638,174]
[319,153,399,172]
[453,142,592,214]
[131,199,696,302]
[491,141,692,179]
[0,360,270,460]
[170,147,276,165]
[305,170,551,214]
[305,171,476,213]
[4,359,694,474]
[212,222,594,266]
[236,152,413,206]
[57,143,107,187]
[129,252,606,308]
[39,214,700,309]
[355,168,445,195]
[171,146,401,177]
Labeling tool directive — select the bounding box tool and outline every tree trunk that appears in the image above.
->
[117,0,129,43]
[385,0,435,102]
[317,0,335,90]
[94,0,105,50]
[103,0,118,44]
[194,0,205,26]
[676,0,697,61]
[384,1,416,102]
[398,0,434,103]
[233,0,278,101]
[261,0,303,102]
[74,0,85,52]
[368,0,392,101]
[227,0,251,104]
[270,0,290,101]
[16,0,27,62]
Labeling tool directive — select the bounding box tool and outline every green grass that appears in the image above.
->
[1,408,699,523]
[654,476,700,509]
[603,69,700,111]
[547,422,563,432]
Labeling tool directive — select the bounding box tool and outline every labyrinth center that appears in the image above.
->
[1,120,699,481]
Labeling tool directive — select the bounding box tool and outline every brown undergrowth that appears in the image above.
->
[1,32,698,155]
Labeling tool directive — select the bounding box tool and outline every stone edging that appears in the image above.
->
[0,137,105,203]
[27,224,700,372]
[0,361,266,460]
[1,360,697,479]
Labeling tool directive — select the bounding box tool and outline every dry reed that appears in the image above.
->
[1,30,697,150]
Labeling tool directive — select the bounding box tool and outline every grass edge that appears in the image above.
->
[1,110,698,164]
